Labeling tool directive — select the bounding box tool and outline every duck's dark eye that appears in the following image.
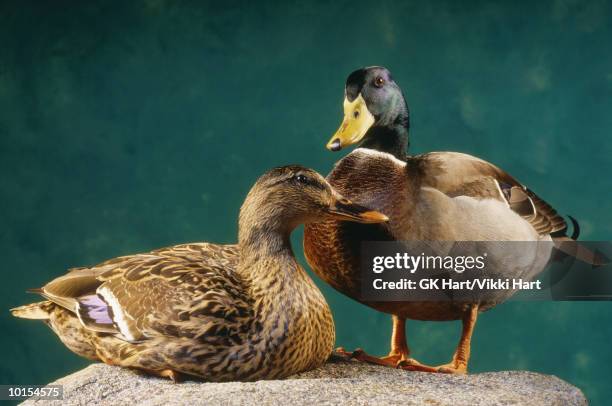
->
[293,173,326,190]
[295,174,309,184]
[374,76,385,88]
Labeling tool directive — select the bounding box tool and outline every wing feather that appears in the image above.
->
[419,152,569,237]
[33,242,246,342]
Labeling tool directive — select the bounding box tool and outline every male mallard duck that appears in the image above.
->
[303,67,604,374]
[12,165,387,382]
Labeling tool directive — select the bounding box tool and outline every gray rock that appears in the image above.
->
[22,356,587,406]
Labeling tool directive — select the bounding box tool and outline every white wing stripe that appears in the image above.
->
[97,286,138,342]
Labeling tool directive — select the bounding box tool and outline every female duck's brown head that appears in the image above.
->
[238,165,388,248]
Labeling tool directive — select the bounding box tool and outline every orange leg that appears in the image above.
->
[385,315,409,361]
[336,315,438,372]
[337,305,480,374]
[435,304,479,374]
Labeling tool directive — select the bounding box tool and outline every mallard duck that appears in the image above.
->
[11,165,387,382]
[303,66,604,374]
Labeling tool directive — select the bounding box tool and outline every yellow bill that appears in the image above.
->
[326,93,375,151]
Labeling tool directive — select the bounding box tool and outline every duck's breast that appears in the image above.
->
[304,149,408,299]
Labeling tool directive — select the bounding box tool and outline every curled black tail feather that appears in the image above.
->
[567,215,580,240]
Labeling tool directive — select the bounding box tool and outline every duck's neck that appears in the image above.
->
[234,204,333,377]
[237,213,304,288]
[238,227,295,276]
[360,100,410,162]
[238,215,322,333]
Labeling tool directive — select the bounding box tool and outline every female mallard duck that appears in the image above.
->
[12,165,387,382]
[303,66,604,374]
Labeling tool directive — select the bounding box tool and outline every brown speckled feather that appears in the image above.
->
[16,244,333,381]
[13,166,344,381]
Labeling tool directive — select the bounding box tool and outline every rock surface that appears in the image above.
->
[23,356,587,406]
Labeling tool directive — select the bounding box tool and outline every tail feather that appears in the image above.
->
[10,301,54,320]
[553,237,609,267]
[567,215,580,240]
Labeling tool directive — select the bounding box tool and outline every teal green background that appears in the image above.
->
[1,0,611,404]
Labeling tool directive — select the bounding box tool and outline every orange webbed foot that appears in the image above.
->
[334,347,438,372]
[395,358,440,373]
[335,347,400,368]
[434,361,468,374]
[137,368,184,383]
[160,369,184,383]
